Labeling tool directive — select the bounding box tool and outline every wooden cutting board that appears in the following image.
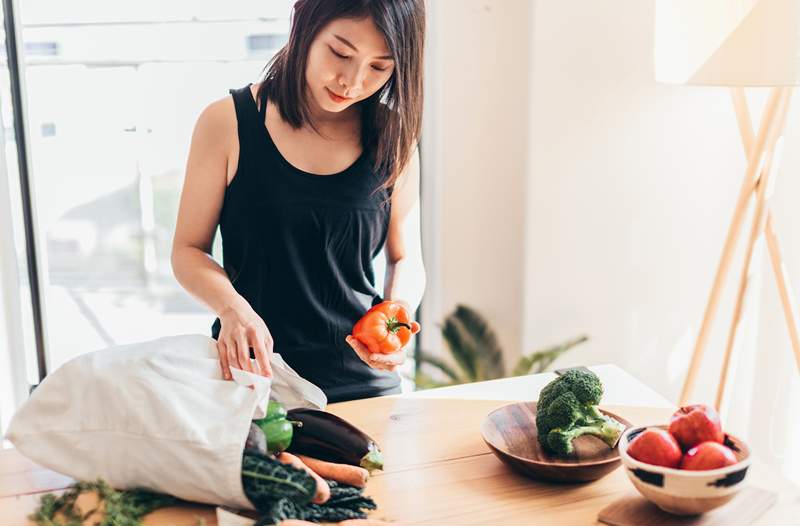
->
[598,487,777,526]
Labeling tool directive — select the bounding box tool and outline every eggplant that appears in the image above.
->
[285,408,383,473]
[244,422,267,455]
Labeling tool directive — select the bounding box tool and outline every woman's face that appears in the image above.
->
[305,17,395,114]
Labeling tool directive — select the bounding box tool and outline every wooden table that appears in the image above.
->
[2,368,798,525]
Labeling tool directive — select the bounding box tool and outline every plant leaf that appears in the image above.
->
[412,370,451,390]
[446,304,505,381]
[416,349,463,383]
[512,334,588,376]
[441,317,476,381]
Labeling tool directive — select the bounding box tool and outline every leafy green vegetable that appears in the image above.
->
[241,450,317,510]
[254,487,377,525]
[30,451,380,526]
[28,478,180,526]
[242,451,378,525]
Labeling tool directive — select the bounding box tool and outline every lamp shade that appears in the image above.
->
[655,0,800,86]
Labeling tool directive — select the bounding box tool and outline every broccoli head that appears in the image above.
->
[535,369,626,457]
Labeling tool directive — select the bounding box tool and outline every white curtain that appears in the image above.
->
[730,140,800,486]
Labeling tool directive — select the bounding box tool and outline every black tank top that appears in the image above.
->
[211,83,400,402]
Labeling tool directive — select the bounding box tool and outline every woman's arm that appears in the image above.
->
[171,97,241,316]
[382,147,426,313]
[343,149,425,372]
[171,97,272,378]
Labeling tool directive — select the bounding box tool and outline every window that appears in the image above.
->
[246,33,288,56]
[14,1,294,375]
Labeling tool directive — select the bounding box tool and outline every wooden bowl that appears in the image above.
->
[480,401,632,483]
[618,425,751,515]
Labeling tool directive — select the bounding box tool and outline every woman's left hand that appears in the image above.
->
[345,335,406,372]
[346,300,420,372]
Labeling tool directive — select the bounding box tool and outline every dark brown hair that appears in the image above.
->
[257,0,425,192]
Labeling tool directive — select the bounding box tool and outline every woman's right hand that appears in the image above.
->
[216,301,273,379]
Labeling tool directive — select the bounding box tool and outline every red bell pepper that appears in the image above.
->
[351,301,421,355]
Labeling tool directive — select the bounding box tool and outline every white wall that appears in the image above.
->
[424,0,799,481]
[420,0,531,367]
[523,0,748,402]
[523,0,800,412]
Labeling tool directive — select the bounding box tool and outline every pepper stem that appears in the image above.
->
[386,317,412,333]
[289,420,303,428]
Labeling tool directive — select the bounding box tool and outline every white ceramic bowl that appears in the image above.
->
[618,425,751,515]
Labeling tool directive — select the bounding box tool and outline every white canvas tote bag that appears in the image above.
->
[5,334,327,510]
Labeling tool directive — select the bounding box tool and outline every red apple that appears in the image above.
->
[627,428,683,468]
[680,441,738,470]
[668,404,724,450]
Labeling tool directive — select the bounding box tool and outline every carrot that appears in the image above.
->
[276,451,331,504]
[277,521,317,526]
[296,454,370,488]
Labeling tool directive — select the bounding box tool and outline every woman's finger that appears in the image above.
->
[217,341,232,380]
[369,350,406,366]
[375,361,398,372]
[346,337,388,370]
[235,331,255,373]
[346,336,399,371]
[228,338,242,374]
[345,335,372,355]
[345,336,370,361]
[251,334,272,378]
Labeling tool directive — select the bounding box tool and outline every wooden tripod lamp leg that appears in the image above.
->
[765,209,800,371]
[679,88,786,405]
[734,87,800,374]
[731,88,755,157]
[715,88,792,411]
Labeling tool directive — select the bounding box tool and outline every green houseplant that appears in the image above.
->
[414,304,588,389]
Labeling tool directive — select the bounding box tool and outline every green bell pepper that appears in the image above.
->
[253,400,300,454]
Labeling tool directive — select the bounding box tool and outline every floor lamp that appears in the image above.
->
[655,0,800,411]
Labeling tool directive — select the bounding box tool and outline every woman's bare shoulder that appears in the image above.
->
[205,82,262,121]
[198,94,236,135]
[193,92,243,166]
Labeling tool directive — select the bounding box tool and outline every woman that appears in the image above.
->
[171,0,426,403]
